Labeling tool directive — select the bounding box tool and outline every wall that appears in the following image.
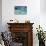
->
[2,0,46,46]
[2,0,40,31]
[0,0,2,32]
[40,0,46,13]
[40,0,46,31]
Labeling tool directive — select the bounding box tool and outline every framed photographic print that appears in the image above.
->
[14,6,27,15]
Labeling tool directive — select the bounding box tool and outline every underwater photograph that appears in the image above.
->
[14,6,27,15]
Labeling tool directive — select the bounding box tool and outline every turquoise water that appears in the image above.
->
[14,6,27,15]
